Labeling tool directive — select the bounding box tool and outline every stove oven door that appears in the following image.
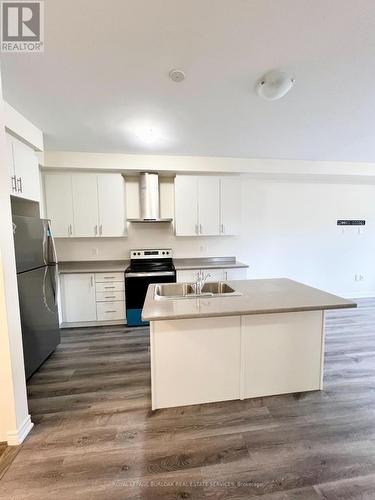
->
[125,271,176,326]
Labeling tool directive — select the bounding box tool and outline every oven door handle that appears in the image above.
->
[126,271,175,278]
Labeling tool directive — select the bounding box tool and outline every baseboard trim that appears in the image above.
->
[6,415,33,446]
[60,319,126,329]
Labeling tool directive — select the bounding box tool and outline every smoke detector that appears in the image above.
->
[256,70,295,101]
[169,69,186,83]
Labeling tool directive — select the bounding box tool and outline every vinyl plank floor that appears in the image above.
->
[1,299,375,498]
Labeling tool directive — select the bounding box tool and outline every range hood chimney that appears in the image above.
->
[127,172,172,223]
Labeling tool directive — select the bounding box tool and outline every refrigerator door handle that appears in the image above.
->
[46,220,58,265]
[42,267,55,314]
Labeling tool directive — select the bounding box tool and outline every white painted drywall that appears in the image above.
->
[0,76,33,444]
[54,175,375,298]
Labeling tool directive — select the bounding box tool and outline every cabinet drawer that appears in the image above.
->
[95,272,124,283]
[96,291,125,302]
[97,301,125,321]
[96,281,124,293]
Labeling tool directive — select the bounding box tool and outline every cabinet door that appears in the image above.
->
[72,174,99,237]
[6,134,16,195]
[12,137,40,201]
[223,268,247,280]
[175,176,198,236]
[198,177,220,236]
[44,174,74,238]
[61,274,97,323]
[220,177,240,236]
[242,311,323,399]
[97,174,126,237]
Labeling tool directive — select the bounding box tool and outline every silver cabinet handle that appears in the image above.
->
[103,277,115,279]
[17,177,22,193]
[221,223,225,234]
[105,296,116,299]
[105,310,117,313]
[68,224,73,236]
[11,175,17,192]
[104,286,116,289]
[90,276,94,287]
[99,224,103,236]
[195,224,198,235]
[199,224,203,234]
[94,225,98,236]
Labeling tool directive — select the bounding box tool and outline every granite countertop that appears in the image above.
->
[142,278,357,322]
[58,257,248,274]
[58,260,130,273]
[174,257,249,270]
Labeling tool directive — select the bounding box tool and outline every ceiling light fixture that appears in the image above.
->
[169,69,186,83]
[256,70,295,101]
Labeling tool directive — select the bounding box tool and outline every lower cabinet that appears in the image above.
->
[60,272,125,325]
[61,274,97,323]
[176,267,247,283]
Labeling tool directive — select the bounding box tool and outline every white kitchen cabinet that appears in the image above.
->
[61,274,97,323]
[44,172,126,238]
[44,174,74,237]
[220,177,240,236]
[7,134,40,202]
[198,177,220,236]
[176,270,199,283]
[174,176,198,236]
[72,174,99,237]
[151,316,241,408]
[242,311,323,399]
[175,175,239,237]
[97,174,126,237]
[222,268,247,280]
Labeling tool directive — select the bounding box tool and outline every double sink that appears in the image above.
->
[154,281,242,300]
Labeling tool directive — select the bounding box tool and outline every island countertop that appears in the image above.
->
[142,278,357,321]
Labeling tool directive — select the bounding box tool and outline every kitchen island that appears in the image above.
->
[142,278,356,410]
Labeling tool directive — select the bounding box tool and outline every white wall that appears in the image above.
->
[54,175,375,298]
[0,75,33,444]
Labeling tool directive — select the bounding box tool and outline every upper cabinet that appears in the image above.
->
[174,176,198,236]
[7,133,40,202]
[44,173,74,237]
[198,176,221,236]
[220,177,241,236]
[44,173,127,238]
[72,174,99,237]
[175,175,240,236]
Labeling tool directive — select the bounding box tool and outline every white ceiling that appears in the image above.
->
[2,0,375,161]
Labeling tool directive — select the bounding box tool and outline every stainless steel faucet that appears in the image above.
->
[195,270,211,294]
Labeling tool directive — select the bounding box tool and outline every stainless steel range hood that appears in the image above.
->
[127,172,172,223]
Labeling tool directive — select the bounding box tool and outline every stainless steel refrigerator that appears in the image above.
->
[12,215,60,379]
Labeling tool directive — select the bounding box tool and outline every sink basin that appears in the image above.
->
[201,282,236,294]
[154,283,195,298]
[154,281,242,300]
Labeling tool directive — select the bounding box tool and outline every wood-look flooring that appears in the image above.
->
[1,299,375,498]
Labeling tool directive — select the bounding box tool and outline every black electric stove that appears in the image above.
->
[125,249,176,326]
